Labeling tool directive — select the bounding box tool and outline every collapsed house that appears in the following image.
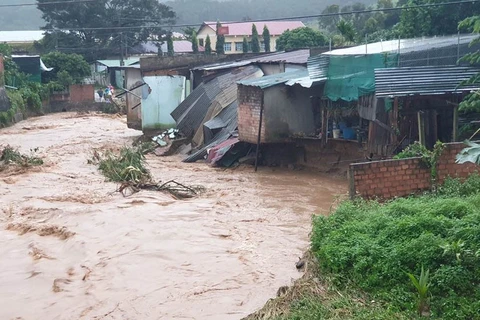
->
[169,50,312,164]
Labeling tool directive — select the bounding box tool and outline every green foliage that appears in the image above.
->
[312,181,480,319]
[336,20,357,44]
[456,140,480,165]
[276,27,327,51]
[242,37,249,53]
[205,35,212,55]
[95,145,151,183]
[262,25,271,52]
[397,0,480,38]
[41,52,91,88]
[251,24,261,53]
[407,266,430,315]
[437,174,480,197]
[167,34,174,57]
[36,0,176,61]
[0,145,43,168]
[458,16,480,113]
[215,21,225,54]
[394,141,445,179]
[191,31,199,53]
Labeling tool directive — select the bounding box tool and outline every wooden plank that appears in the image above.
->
[418,111,426,146]
[453,106,459,142]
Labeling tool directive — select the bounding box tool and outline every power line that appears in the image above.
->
[37,0,480,32]
[0,0,98,8]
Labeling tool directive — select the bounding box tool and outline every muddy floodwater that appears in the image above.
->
[0,113,346,320]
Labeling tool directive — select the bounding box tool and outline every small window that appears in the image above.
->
[224,42,232,52]
[199,38,204,46]
[235,42,243,52]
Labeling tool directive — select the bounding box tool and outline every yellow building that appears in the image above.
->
[197,20,305,54]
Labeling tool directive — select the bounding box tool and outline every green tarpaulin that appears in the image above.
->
[324,53,398,102]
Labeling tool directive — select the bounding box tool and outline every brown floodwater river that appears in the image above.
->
[0,113,346,320]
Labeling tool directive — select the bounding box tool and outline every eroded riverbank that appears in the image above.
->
[0,112,346,320]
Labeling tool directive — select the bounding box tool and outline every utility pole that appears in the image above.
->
[120,32,125,66]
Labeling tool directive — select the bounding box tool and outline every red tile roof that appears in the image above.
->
[202,21,305,36]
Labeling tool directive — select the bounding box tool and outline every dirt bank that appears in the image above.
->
[0,112,346,320]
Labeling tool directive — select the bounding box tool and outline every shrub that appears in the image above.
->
[312,185,480,319]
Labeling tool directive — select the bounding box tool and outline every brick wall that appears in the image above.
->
[350,142,479,199]
[69,84,94,103]
[437,142,479,184]
[238,85,266,144]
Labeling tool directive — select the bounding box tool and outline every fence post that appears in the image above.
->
[348,165,356,200]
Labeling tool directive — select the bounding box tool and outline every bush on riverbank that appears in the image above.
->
[312,174,480,319]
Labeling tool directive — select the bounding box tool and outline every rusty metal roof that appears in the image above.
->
[250,49,310,65]
[375,65,480,97]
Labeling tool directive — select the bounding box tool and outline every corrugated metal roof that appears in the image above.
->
[184,101,239,163]
[238,70,308,89]
[251,49,310,65]
[97,58,140,68]
[307,54,329,82]
[325,34,478,56]
[192,49,310,71]
[171,65,262,137]
[375,66,480,97]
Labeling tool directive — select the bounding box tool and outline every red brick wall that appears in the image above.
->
[238,85,266,144]
[69,84,94,103]
[437,142,479,184]
[350,142,479,199]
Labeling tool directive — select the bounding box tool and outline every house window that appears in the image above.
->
[235,42,243,52]
[224,42,232,52]
[260,41,265,52]
[199,38,204,46]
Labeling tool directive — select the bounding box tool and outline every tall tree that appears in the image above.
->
[276,27,327,51]
[336,20,357,44]
[251,24,260,53]
[215,21,225,54]
[458,16,480,113]
[36,0,176,61]
[243,37,249,53]
[205,35,212,55]
[167,34,174,57]
[191,31,199,54]
[263,25,271,52]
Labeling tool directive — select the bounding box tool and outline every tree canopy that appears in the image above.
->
[263,25,271,53]
[251,24,261,53]
[36,0,176,61]
[205,35,212,55]
[276,27,328,51]
[41,52,91,87]
[216,21,225,54]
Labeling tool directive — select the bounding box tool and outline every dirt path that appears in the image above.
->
[0,112,346,320]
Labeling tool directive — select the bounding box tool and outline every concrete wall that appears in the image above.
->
[70,84,94,103]
[349,142,480,199]
[263,85,315,142]
[125,68,143,130]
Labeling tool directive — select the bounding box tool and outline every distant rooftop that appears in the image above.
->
[0,30,44,43]
[202,21,305,36]
[133,40,204,55]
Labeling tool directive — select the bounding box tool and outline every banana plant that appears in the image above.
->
[456,139,480,165]
[407,265,430,316]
